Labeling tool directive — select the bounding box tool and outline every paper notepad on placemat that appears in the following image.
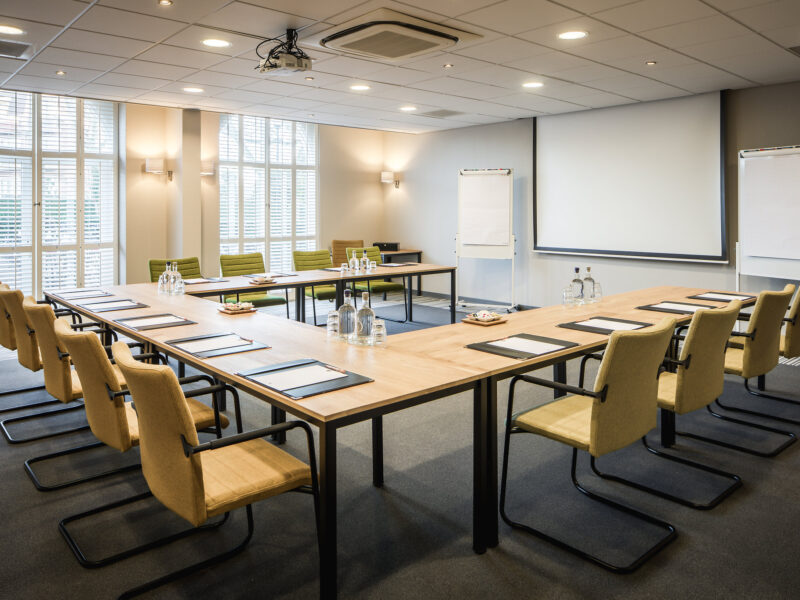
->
[77,299,147,312]
[381,263,410,267]
[183,277,228,284]
[638,301,712,315]
[558,316,651,335]
[688,291,755,302]
[467,333,578,360]
[167,332,268,358]
[52,289,110,300]
[251,364,346,392]
[115,314,194,331]
[238,359,372,399]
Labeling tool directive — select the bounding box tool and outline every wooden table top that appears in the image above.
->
[183,262,454,297]
[46,284,753,427]
[380,249,421,255]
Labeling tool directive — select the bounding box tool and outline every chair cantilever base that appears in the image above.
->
[0,402,88,444]
[744,377,800,406]
[676,401,797,458]
[500,443,677,574]
[24,441,141,491]
[590,436,742,510]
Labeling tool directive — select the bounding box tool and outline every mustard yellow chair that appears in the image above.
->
[219,252,289,318]
[111,341,320,598]
[148,257,202,282]
[780,288,800,360]
[347,246,408,320]
[500,317,676,573]
[293,249,335,326]
[55,320,237,568]
[591,302,746,508]
[715,285,797,423]
[331,238,363,268]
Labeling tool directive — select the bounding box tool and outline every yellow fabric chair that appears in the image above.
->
[331,238,363,267]
[500,317,676,573]
[780,288,800,359]
[111,341,321,598]
[148,257,203,282]
[590,302,745,508]
[717,284,798,425]
[55,321,238,568]
[219,252,289,317]
[293,249,336,326]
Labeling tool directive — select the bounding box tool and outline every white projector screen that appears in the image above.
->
[534,92,726,262]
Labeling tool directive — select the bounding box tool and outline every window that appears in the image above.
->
[219,114,317,272]
[0,91,117,296]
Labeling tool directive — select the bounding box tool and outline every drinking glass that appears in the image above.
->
[326,312,339,337]
[562,287,575,307]
[369,261,377,271]
[372,319,387,345]
[592,283,603,302]
[340,262,348,273]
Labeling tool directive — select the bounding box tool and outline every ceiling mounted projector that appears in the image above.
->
[255,28,312,75]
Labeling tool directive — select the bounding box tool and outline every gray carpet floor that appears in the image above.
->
[2,308,800,599]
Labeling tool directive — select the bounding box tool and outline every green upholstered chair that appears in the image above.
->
[148,257,202,282]
[219,253,289,317]
[346,246,408,321]
[293,250,335,326]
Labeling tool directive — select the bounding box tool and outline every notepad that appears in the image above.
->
[648,302,710,313]
[78,299,141,310]
[172,334,251,354]
[245,272,295,278]
[120,315,186,328]
[250,364,347,392]
[487,337,567,356]
[381,263,409,267]
[576,318,646,331]
[53,289,109,299]
[691,292,754,302]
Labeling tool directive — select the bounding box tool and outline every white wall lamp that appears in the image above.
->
[145,158,173,181]
[200,160,216,176]
[381,170,399,188]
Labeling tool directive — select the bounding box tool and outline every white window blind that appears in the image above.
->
[0,91,117,296]
[219,115,318,273]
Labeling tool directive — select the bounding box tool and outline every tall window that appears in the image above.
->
[0,91,117,296]
[219,114,317,272]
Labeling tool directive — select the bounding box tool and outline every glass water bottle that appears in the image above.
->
[570,267,584,304]
[338,288,356,341]
[583,267,595,303]
[355,292,375,345]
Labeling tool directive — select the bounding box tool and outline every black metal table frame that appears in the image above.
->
[379,250,423,296]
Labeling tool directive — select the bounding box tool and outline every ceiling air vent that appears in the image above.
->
[421,109,464,118]
[0,39,30,58]
[788,45,800,57]
[316,9,480,62]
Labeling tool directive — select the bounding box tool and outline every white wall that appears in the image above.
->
[383,119,738,307]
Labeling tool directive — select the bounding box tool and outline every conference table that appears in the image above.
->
[44,284,754,598]
[379,249,423,295]
[181,262,456,324]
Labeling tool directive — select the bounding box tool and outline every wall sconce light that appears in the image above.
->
[381,170,399,188]
[145,157,173,181]
[200,160,216,176]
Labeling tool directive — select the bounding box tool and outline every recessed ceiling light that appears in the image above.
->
[350,84,370,91]
[443,63,454,69]
[158,0,173,6]
[522,81,543,88]
[55,70,66,76]
[645,60,657,66]
[558,30,587,40]
[308,113,315,117]
[0,25,24,35]
[202,38,230,48]
[400,105,417,112]
[305,76,314,81]
[183,87,204,93]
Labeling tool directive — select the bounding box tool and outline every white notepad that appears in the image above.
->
[487,337,566,356]
[651,302,710,313]
[56,289,107,298]
[80,300,139,310]
[124,315,185,328]
[577,318,646,331]
[381,263,408,267]
[251,364,347,392]
[184,278,212,284]
[694,292,752,302]
[173,334,250,354]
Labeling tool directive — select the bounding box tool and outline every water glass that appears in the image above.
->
[592,283,603,302]
[326,312,339,337]
[340,262,348,273]
[372,319,387,345]
[369,261,377,271]
[562,287,575,307]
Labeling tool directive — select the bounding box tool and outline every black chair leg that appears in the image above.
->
[0,384,56,414]
[744,376,800,405]
[589,436,741,510]
[676,401,797,457]
[25,441,141,492]
[1,403,88,444]
[59,492,229,569]
[714,384,800,427]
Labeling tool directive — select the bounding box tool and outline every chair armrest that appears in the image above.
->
[578,353,604,388]
[181,420,314,457]
[737,312,752,322]
[663,355,691,369]
[71,320,103,330]
[513,373,608,402]
[730,329,756,340]
[785,316,797,325]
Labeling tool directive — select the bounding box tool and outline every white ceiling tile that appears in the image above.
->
[411,76,509,99]
[498,93,584,112]
[468,103,533,118]
[616,82,693,101]
[99,0,231,23]
[238,79,310,96]
[313,56,390,77]
[75,82,147,99]
[136,44,227,69]
[455,37,551,63]
[214,89,282,104]
[712,49,800,83]
[207,57,261,78]
[265,96,327,111]
[72,6,185,43]
[20,61,103,83]
[557,0,649,13]
[559,90,638,108]
[507,51,595,75]
[455,113,508,124]
[648,62,752,92]
[642,14,751,47]
[198,2,313,39]
[680,33,782,62]
[458,0,580,35]
[760,24,800,48]
[397,0,502,18]
[270,70,348,88]
[365,67,436,85]
[0,0,88,26]
[35,47,126,71]
[703,0,776,11]
[586,72,669,92]
[189,97,252,110]
[593,0,718,32]
[114,59,196,80]
[517,16,627,48]
[161,25,260,57]
[403,53,488,75]
[242,0,367,21]
[288,88,354,103]
[52,29,152,58]
[0,57,25,73]
[601,49,698,76]
[452,65,546,89]
[569,34,664,61]
[729,0,800,31]
[441,19,505,49]
[181,70,259,89]
[158,81,228,96]
[0,18,62,57]
[93,72,171,90]
[7,74,80,92]
[550,63,628,83]
[323,0,449,25]
[135,91,203,105]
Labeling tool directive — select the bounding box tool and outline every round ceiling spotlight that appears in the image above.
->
[183,87,204,93]
[0,25,24,35]
[55,70,66,76]
[305,76,314,81]
[202,39,230,48]
[522,81,543,88]
[443,63,454,69]
[558,31,587,40]
[350,84,370,91]
[400,105,417,112]
[158,1,173,6]
[645,60,657,66]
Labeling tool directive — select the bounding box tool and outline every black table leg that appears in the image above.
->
[450,269,456,324]
[473,376,499,553]
[334,281,345,309]
[300,286,307,324]
[270,406,286,444]
[406,276,413,322]
[660,408,676,448]
[294,286,303,322]
[553,362,567,398]
[319,424,338,600]
[416,252,422,296]
[372,416,384,487]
